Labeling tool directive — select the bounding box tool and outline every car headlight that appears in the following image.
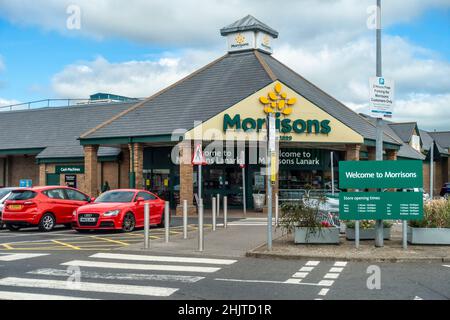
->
[103,210,120,217]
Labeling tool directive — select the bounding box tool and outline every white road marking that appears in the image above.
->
[62,260,221,273]
[0,253,49,261]
[329,267,344,273]
[334,261,348,267]
[90,253,236,265]
[284,279,303,284]
[318,280,334,287]
[216,278,331,287]
[29,268,205,283]
[0,290,98,300]
[0,277,177,297]
[318,288,330,296]
[414,296,424,300]
[305,261,320,266]
[443,265,450,268]
[324,273,340,279]
[299,266,314,272]
[292,272,309,278]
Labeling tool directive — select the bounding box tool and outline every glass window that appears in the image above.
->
[137,192,156,201]
[65,189,88,201]
[95,191,136,203]
[43,189,66,200]
[0,190,11,199]
[8,190,37,200]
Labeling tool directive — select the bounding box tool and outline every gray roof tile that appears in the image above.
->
[220,15,279,38]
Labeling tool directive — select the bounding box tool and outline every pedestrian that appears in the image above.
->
[101,181,110,193]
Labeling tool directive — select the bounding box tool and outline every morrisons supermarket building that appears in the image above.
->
[0,16,449,214]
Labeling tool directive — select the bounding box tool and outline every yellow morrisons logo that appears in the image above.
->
[259,83,297,115]
[235,33,246,45]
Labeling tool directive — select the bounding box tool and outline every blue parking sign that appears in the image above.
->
[19,179,32,188]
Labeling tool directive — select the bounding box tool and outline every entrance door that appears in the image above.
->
[46,173,60,186]
[144,169,171,202]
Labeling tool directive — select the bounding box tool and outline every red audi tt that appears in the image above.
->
[2,186,92,232]
[72,189,165,233]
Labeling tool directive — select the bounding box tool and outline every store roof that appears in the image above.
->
[220,15,279,38]
[81,50,402,146]
[0,102,132,158]
[429,131,450,151]
[35,145,120,160]
[388,122,418,143]
[420,130,449,156]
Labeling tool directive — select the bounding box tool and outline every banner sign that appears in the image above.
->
[56,165,84,174]
[339,160,423,189]
[369,77,394,119]
[340,192,423,220]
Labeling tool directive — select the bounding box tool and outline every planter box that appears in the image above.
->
[294,227,340,244]
[407,227,450,245]
[346,228,391,240]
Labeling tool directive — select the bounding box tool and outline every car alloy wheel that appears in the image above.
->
[122,213,136,232]
[39,214,55,232]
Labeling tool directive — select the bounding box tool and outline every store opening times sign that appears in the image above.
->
[339,160,423,189]
[339,192,423,220]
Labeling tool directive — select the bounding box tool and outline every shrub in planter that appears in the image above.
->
[278,196,340,244]
[408,199,450,245]
[345,220,393,240]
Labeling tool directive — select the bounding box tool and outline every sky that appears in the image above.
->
[0,0,449,130]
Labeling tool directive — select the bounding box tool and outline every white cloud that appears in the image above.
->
[51,50,219,98]
[0,98,20,108]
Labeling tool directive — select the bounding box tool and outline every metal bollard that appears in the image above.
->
[224,196,228,229]
[164,201,170,243]
[183,200,188,239]
[402,220,407,250]
[275,194,279,226]
[198,198,204,252]
[216,194,220,217]
[212,197,216,231]
[355,220,360,249]
[144,203,150,249]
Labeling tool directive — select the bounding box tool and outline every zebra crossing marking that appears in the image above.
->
[0,290,98,300]
[28,268,205,283]
[0,277,178,297]
[0,253,49,261]
[61,260,222,273]
[90,252,237,265]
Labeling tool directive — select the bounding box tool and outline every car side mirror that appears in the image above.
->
[89,197,96,203]
[136,197,145,204]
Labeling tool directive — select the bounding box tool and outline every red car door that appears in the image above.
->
[43,188,70,224]
[137,191,164,225]
[63,188,90,223]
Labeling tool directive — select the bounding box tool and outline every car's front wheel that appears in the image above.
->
[38,213,56,232]
[122,213,136,232]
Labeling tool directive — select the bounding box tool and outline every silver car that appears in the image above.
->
[0,188,16,229]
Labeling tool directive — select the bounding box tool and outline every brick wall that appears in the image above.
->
[8,155,39,187]
[0,158,5,186]
[176,141,196,216]
[84,145,99,196]
[120,147,130,188]
[102,162,119,189]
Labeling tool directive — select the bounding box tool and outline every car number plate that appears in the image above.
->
[9,205,23,210]
[80,217,96,222]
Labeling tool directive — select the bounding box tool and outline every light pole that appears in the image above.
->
[374,0,384,248]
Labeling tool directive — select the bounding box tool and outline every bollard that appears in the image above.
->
[212,197,216,231]
[216,194,220,218]
[275,194,279,226]
[164,201,170,243]
[224,196,228,229]
[355,220,360,249]
[198,198,204,252]
[402,220,407,250]
[144,203,150,249]
[183,200,188,239]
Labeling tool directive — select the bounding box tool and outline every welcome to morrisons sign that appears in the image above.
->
[223,113,331,135]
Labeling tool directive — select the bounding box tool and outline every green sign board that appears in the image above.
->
[339,160,423,189]
[55,165,84,174]
[339,192,423,220]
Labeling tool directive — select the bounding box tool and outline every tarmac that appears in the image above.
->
[122,211,450,262]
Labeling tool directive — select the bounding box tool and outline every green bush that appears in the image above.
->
[409,199,450,228]
[345,220,393,229]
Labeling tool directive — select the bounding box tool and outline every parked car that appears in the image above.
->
[2,186,92,232]
[440,183,450,199]
[72,189,165,233]
[0,187,16,229]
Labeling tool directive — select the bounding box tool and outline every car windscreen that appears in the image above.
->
[8,190,37,200]
[95,191,135,203]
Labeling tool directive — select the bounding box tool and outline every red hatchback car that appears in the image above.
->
[72,189,165,233]
[2,186,92,232]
